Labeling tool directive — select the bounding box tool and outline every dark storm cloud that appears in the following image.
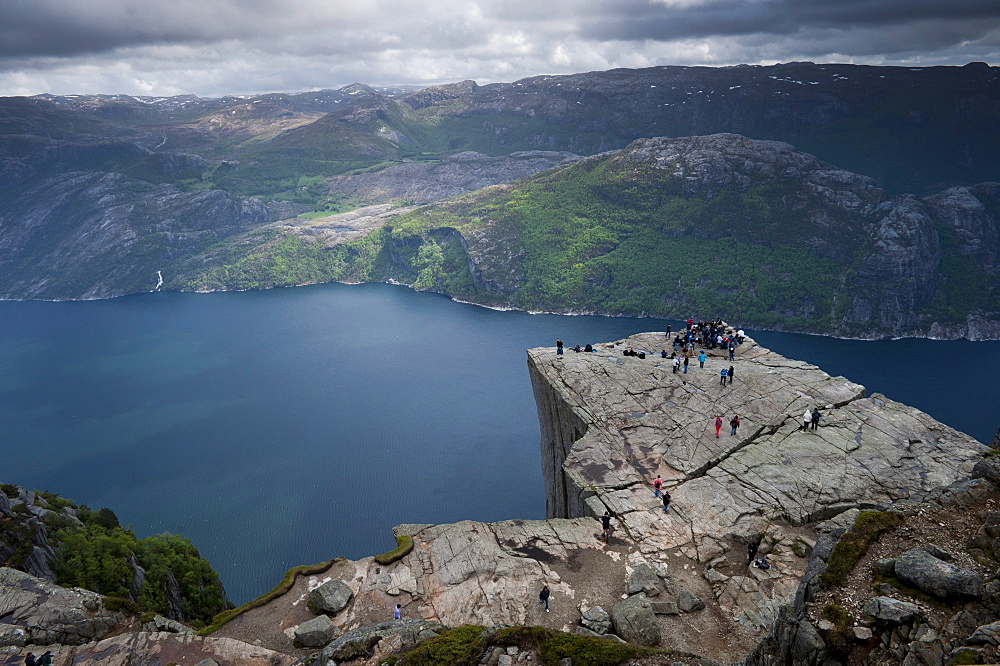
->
[0,0,997,96]
[580,0,1000,43]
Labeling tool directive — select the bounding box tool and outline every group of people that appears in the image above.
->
[22,652,53,666]
[801,407,822,430]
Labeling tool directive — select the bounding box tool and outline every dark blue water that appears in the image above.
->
[0,283,996,603]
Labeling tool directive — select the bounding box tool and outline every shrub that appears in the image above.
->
[397,625,486,666]
[820,511,904,588]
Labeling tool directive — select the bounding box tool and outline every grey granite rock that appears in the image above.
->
[610,593,660,646]
[308,578,354,615]
[581,606,612,634]
[678,589,705,612]
[895,548,983,600]
[320,619,445,662]
[295,614,338,648]
[626,563,662,596]
[966,620,1000,646]
[0,567,126,646]
[862,596,921,623]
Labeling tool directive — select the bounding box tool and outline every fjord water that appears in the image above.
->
[1,283,997,603]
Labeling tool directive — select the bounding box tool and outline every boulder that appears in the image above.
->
[321,619,445,662]
[580,606,612,634]
[677,589,705,612]
[862,596,921,623]
[309,579,354,615]
[625,563,662,596]
[295,615,338,648]
[609,594,660,646]
[894,548,983,600]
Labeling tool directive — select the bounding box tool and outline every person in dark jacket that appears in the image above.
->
[539,585,550,612]
[811,408,821,430]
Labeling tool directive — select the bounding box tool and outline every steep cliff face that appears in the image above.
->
[0,164,274,299]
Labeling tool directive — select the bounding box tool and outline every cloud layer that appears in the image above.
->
[1,0,998,96]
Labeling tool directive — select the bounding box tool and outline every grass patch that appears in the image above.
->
[820,510,904,588]
[375,535,414,566]
[1,484,18,499]
[984,448,1000,459]
[395,624,677,666]
[820,603,852,654]
[396,625,487,666]
[197,559,338,636]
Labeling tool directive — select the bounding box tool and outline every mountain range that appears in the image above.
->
[2,61,999,338]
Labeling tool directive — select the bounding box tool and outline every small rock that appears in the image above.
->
[817,619,834,631]
[650,601,679,615]
[862,596,921,623]
[874,558,896,576]
[852,627,873,641]
[499,655,514,666]
[677,589,705,613]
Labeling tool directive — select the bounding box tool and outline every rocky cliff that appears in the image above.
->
[223,134,1000,339]
[1,332,995,665]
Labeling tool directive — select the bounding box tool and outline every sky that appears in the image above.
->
[1,0,998,98]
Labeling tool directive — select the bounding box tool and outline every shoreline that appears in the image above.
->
[2,278,997,342]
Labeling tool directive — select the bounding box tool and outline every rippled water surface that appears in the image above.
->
[1,283,996,603]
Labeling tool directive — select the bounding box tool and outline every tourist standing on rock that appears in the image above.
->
[601,511,612,541]
[673,356,681,373]
[661,490,671,514]
[747,538,760,565]
[719,367,728,385]
[727,365,735,384]
[666,324,672,337]
[394,604,402,620]
[539,585,550,612]
[556,339,563,356]
[683,356,689,373]
[730,415,741,436]
[811,408,821,430]
[652,474,663,497]
[23,653,36,666]
[38,653,52,666]
[802,408,812,431]
[714,415,723,438]
[698,350,706,368]
[728,343,736,361]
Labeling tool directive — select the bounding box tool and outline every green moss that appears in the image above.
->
[375,535,414,566]
[821,603,853,654]
[820,511,904,589]
[395,624,668,666]
[197,559,338,636]
[396,625,487,666]
[950,647,981,664]
[791,537,810,558]
[984,448,1000,459]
